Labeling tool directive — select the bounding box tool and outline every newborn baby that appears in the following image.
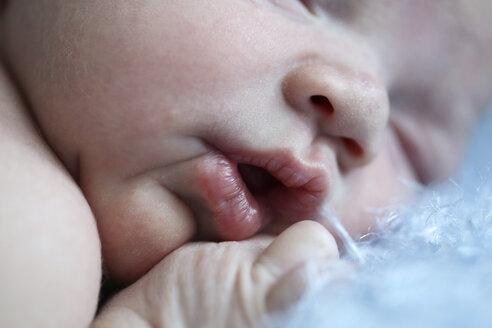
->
[1,1,491,327]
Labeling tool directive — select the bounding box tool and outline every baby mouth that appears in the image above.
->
[195,151,328,241]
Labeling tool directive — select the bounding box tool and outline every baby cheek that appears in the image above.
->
[87,177,196,282]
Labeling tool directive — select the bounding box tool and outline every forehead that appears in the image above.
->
[7,0,488,37]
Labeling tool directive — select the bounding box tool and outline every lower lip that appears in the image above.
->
[198,151,327,240]
[198,152,264,240]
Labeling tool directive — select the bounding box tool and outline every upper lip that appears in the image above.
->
[231,150,328,214]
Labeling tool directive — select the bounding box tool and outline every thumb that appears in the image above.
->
[252,220,339,313]
[254,220,339,277]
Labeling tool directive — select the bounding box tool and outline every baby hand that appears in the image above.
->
[92,221,340,328]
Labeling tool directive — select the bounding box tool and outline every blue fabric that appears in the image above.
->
[278,107,492,328]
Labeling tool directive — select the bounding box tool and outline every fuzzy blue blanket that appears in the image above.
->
[278,109,492,328]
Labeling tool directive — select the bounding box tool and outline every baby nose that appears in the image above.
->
[282,63,389,170]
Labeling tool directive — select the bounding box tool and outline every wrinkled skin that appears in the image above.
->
[92,221,341,328]
[1,1,491,327]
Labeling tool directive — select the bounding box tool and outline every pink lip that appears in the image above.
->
[197,150,329,240]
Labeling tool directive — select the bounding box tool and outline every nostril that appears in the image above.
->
[310,95,334,115]
[342,137,364,158]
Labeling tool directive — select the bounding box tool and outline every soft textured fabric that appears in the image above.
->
[277,108,492,328]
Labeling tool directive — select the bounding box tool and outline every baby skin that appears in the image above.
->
[1,1,492,327]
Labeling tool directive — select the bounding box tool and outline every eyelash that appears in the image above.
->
[267,0,318,20]
[298,0,318,16]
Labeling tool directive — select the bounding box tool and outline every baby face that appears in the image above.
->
[2,0,491,281]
